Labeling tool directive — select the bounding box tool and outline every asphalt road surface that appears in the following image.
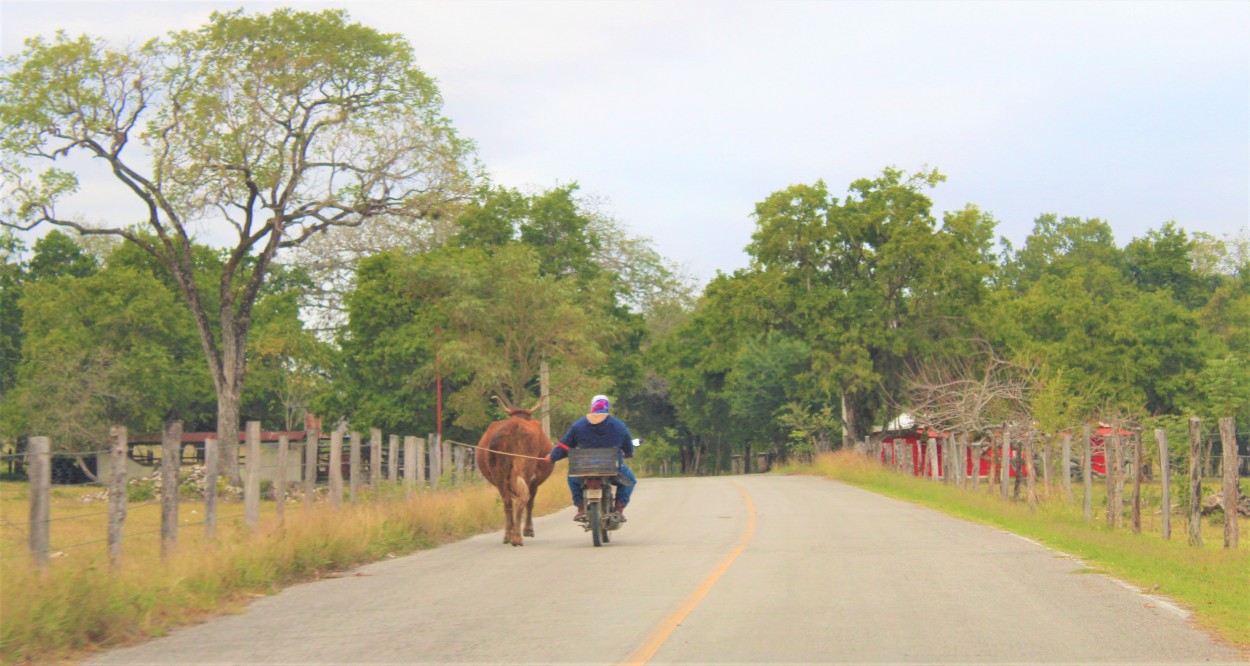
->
[89,474,1244,665]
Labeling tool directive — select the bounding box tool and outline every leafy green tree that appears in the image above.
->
[1124,221,1215,309]
[1,9,476,479]
[999,214,1121,289]
[27,231,98,282]
[520,184,602,281]
[996,262,1209,416]
[1,230,101,409]
[328,249,449,437]
[441,244,607,429]
[725,332,812,459]
[451,186,528,249]
[0,231,27,400]
[650,270,784,472]
[747,168,996,445]
[3,265,212,451]
[632,429,681,475]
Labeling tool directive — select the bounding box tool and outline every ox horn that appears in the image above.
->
[527,394,547,415]
[492,394,512,412]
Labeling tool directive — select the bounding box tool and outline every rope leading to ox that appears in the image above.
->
[443,439,550,462]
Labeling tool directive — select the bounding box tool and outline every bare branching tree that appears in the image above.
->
[894,342,1035,436]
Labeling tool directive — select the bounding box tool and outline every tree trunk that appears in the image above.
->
[216,384,242,485]
[841,392,854,450]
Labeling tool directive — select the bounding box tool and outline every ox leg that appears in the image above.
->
[509,475,530,546]
[523,492,537,537]
[501,494,515,544]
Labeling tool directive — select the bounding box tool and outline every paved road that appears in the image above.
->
[90,475,1243,665]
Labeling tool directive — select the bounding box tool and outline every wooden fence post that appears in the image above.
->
[1083,425,1093,522]
[244,421,260,531]
[1120,427,1130,527]
[350,431,362,503]
[1106,427,1118,528]
[1025,431,1037,510]
[304,427,318,509]
[27,436,50,571]
[276,435,289,526]
[965,439,975,489]
[370,428,382,488]
[1188,418,1203,547]
[388,434,399,482]
[1220,417,1239,549]
[441,434,452,484]
[1041,435,1051,491]
[950,436,960,487]
[430,433,442,488]
[1132,432,1143,534]
[1000,427,1011,498]
[417,437,427,486]
[108,426,128,568]
[205,437,218,540]
[403,436,417,493]
[1061,434,1073,502]
[329,429,344,508]
[1156,429,1171,540]
[161,420,181,560]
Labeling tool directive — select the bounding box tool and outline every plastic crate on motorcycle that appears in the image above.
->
[567,447,621,477]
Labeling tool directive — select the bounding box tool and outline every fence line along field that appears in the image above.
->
[857,416,1246,548]
[0,420,569,665]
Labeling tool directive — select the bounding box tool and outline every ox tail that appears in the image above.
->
[511,473,530,503]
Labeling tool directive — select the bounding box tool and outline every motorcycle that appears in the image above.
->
[568,447,628,547]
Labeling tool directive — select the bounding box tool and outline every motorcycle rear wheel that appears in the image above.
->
[589,502,603,547]
[602,492,612,543]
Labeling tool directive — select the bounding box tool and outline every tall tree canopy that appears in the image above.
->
[744,168,996,445]
[0,8,476,478]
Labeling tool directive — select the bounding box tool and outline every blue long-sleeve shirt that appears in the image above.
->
[549,415,634,463]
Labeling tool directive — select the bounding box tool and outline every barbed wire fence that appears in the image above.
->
[1,422,482,570]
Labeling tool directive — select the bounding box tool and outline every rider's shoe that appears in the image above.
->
[573,499,588,523]
[609,499,627,527]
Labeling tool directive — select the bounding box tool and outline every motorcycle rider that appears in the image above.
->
[547,394,637,523]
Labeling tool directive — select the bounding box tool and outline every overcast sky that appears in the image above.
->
[3,1,1248,283]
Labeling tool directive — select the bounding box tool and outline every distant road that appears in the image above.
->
[90,475,1243,665]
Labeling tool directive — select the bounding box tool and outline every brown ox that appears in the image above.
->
[475,396,554,546]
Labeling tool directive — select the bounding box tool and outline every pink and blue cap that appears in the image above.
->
[590,395,611,414]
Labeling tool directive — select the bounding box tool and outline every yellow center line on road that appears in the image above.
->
[620,480,758,666]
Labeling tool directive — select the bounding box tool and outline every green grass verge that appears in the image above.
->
[784,452,1249,649]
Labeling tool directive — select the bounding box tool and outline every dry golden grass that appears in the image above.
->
[0,473,571,665]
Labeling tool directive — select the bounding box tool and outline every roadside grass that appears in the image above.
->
[0,475,571,665]
[783,451,1250,650]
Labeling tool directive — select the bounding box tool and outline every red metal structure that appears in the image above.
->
[876,422,1134,479]
[875,428,1024,479]
[1062,424,1134,476]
